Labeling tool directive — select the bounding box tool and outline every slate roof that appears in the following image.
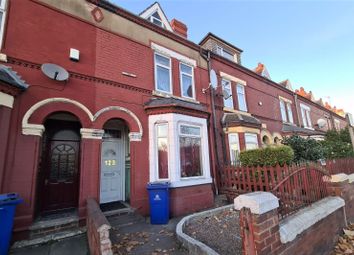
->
[222,112,262,128]
[282,123,325,136]
[0,65,29,90]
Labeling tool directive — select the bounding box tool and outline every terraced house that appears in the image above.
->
[0,0,349,240]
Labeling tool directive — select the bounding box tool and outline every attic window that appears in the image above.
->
[216,46,235,62]
[150,11,163,27]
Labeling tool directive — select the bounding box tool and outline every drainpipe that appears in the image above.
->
[293,93,301,127]
[201,49,219,195]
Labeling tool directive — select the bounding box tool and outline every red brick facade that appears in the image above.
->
[0,0,349,240]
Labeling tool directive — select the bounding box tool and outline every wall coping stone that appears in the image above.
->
[234,191,279,215]
[279,196,345,244]
[330,173,349,183]
[348,174,354,183]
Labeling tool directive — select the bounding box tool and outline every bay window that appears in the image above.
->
[149,113,212,187]
[245,133,259,150]
[228,133,240,166]
[154,53,172,93]
[179,125,202,177]
[156,124,169,179]
[236,84,247,112]
[180,63,194,99]
[222,79,233,109]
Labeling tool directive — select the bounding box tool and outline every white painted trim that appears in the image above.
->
[22,98,143,140]
[0,0,7,50]
[148,113,211,188]
[279,197,345,243]
[279,96,292,104]
[151,43,197,67]
[80,128,104,139]
[139,2,173,32]
[220,71,246,86]
[0,91,14,108]
[94,106,143,138]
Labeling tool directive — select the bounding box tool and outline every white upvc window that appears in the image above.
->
[279,99,294,124]
[245,133,259,150]
[179,63,195,99]
[149,113,212,188]
[156,123,169,180]
[179,124,202,178]
[154,53,172,94]
[0,0,7,48]
[334,119,341,131]
[236,84,247,112]
[216,46,235,62]
[150,11,163,27]
[300,104,312,128]
[228,133,240,166]
[222,78,233,109]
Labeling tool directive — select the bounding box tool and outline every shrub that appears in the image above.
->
[239,145,294,167]
[321,128,354,159]
[281,135,324,163]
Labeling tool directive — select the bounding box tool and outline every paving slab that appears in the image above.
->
[10,234,88,255]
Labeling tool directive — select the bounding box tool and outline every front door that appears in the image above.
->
[100,137,125,204]
[41,140,80,212]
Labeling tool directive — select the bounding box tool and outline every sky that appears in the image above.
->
[111,0,354,114]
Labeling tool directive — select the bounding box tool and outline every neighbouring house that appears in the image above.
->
[0,0,349,241]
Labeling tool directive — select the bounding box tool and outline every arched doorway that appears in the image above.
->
[38,112,81,213]
[100,119,130,205]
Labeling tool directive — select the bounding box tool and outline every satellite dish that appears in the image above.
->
[210,69,217,88]
[41,63,69,81]
[317,119,326,129]
[222,89,231,99]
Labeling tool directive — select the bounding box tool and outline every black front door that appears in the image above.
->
[40,119,81,213]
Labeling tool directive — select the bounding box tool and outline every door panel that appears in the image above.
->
[100,139,125,204]
[41,141,80,212]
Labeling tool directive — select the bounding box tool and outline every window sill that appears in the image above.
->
[169,177,213,188]
[0,53,7,62]
[152,90,200,104]
[282,122,296,126]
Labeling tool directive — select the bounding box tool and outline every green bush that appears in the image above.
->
[321,128,354,159]
[281,135,324,163]
[239,145,294,167]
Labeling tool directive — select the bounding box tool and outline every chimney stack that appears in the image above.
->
[170,19,188,38]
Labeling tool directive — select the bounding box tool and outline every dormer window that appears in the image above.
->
[217,46,235,62]
[150,12,163,27]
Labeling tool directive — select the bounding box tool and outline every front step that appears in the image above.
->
[108,212,146,229]
[29,213,79,239]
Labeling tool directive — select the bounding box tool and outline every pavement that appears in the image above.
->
[109,213,188,255]
[9,234,89,255]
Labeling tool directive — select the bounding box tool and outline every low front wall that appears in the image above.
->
[169,184,214,217]
[281,206,345,255]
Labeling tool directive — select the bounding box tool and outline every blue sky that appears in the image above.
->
[112,0,354,114]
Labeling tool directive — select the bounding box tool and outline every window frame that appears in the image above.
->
[179,62,195,99]
[222,78,234,109]
[245,133,259,150]
[228,133,240,166]
[154,52,172,94]
[178,123,203,179]
[0,0,7,49]
[300,104,312,128]
[334,119,341,131]
[216,45,235,62]
[279,99,294,124]
[155,123,170,181]
[236,84,248,112]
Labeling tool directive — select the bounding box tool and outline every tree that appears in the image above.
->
[282,135,324,163]
[321,127,354,159]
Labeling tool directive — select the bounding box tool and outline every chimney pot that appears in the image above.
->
[170,19,188,38]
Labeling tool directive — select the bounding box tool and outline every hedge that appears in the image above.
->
[239,145,294,167]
